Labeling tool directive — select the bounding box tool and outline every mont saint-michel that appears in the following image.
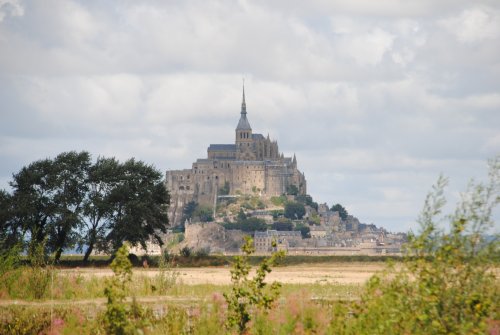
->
[163,87,406,255]
[166,86,306,227]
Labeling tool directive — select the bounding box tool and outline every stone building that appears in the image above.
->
[254,230,302,253]
[165,86,307,226]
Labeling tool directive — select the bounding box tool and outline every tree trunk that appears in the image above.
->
[83,230,97,262]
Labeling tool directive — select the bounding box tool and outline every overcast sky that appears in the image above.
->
[1,0,499,233]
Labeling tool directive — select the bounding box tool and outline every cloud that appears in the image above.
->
[0,0,23,22]
[440,7,500,43]
[0,0,499,232]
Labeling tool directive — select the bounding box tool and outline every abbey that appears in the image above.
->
[165,87,307,226]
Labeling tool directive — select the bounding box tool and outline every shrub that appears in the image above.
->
[341,157,500,334]
[103,244,148,334]
[224,236,285,333]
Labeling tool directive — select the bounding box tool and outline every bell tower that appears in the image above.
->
[235,82,253,155]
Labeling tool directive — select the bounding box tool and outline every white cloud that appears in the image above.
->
[440,7,500,43]
[0,0,499,232]
[0,0,23,22]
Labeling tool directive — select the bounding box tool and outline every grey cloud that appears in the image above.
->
[0,0,499,232]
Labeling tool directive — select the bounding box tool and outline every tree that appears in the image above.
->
[272,220,293,231]
[49,151,91,261]
[237,208,247,221]
[286,184,299,196]
[10,158,59,258]
[80,157,121,262]
[331,203,348,220]
[181,201,197,223]
[296,194,318,211]
[193,205,213,222]
[294,223,311,238]
[104,158,170,252]
[219,181,230,196]
[6,153,170,261]
[284,201,306,220]
[0,189,19,250]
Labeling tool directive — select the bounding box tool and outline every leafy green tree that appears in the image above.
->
[6,153,169,261]
[294,223,311,238]
[223,217,267,232]
[296,194,318,211]
[331,203,348,220]
[272,220,293,231]
[181,201,197,223]
[0,189,20,250]
[49,151,91,261]
[8,151,91,261]
[193,204,213,222]
[286,184,299,195]
[284,201,306,220]
[219,181,230,196]
[237,208,247,221]
[10,157,59,257]
[243,217,267,232]
[81,157,121,262]
[104,159,170,252]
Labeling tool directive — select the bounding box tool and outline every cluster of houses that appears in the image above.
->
[251,203,407,255]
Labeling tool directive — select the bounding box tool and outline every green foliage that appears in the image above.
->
[270,209,284,219]
[272,220,293,231]
[295,194,318,210]
[219,181,230,196]
[284,201,306,220]
[294,223,311,238]
[223,217,268,232]
[224,236,285,333]
[0,242,21,277]
[342,158,500,334]
[308,213,321,225]
[286,184,299,195]
[237,208,247,221]
[103,244,148,334]
[193,204,214,222]
[3,152,169,262]
[26,239,53,300]
[180,246,192,257]
[331,203,348,220]
[270,195,287,206]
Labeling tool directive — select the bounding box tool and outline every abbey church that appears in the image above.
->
[165,87,307,226]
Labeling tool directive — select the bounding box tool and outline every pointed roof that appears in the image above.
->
[236,81,252,130]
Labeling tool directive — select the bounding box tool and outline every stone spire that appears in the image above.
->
[241,80,247,115]
[236,81,251,130]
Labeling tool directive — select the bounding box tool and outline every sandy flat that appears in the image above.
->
[61,262,387,285]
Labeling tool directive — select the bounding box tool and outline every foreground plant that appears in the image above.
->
[103,243,148,335]
[344,157,500,335]
[224,236,285,333]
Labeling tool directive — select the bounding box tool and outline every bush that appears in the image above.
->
[103,244,148,334]
[224,236,285,333]
[339,157,500,334]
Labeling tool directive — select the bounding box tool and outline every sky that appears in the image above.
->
[0,0,499,233]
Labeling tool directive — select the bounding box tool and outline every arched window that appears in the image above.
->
[179,186,185,190]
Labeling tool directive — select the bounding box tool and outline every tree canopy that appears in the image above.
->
[331,203,348,220]
[0,151,169,261]
[284,201,306,220]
